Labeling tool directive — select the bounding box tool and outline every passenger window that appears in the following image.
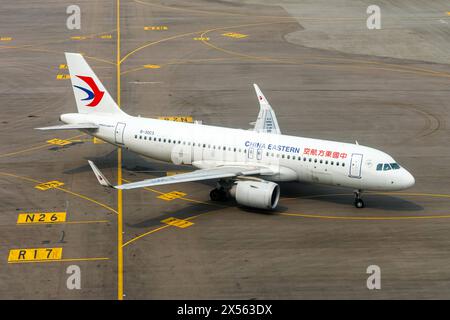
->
[287,155,290,159]
[384,163,392,171]
[282,155,285,159]
[390,163,400,170]
[336,162,339,166]
[309,158,312,162]
[314,159,317,163]
[139,136,142,139]
[331,161,334,165]
[325,161,328,165]
[342,163,345,167]
[319,159,323,164]
[134,135,137,139]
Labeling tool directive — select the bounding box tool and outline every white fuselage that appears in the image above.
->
[61,113,415,191]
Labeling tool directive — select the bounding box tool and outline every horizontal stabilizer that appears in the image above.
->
[35,123,99,130]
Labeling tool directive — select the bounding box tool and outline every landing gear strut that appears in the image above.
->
[354,190,364,208]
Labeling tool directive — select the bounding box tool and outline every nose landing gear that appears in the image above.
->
[354,190,365,208]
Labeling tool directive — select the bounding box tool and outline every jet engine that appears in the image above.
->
[230,180,280,210]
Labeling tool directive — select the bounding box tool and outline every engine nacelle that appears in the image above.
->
[230,180,280,210]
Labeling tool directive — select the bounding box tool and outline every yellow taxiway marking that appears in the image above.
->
[8,257,109,264]
[35,180,64,191]
[93,137,106,144]
[17,212,66,224]
[0,37,13,41]
[193,37,209,41]
[144,26,168,31]
[158,116,193,123]
[116,0,124,301]
[0,171,118,214]
[100,34,113,39]
[46,138,72,146]
[0,133,85,159]
[56,74,71,80]
[161,217,194,228]
[143,64,161,69]
[157,191,187,201]
[8,248,63,262]
[59,64,68,69]
[166,171,188,176]
[70,36,87,40]
[222,32,248,38]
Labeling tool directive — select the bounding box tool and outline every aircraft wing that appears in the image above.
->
[252,84,281,135]
[88,161,274,190]
[35,123,99,130]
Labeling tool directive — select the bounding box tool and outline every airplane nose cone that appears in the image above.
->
[402,170,415,189]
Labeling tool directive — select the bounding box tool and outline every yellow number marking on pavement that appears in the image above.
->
[8,248,63,262]
[17,212,66,224]
[193,37,209,41]
[56,74,71,80]
[144,64,161,69]
[222,32,248,39]
[157,191,187,201]
[59,64,68,69]
[161,217,194,228]
[144,26,168,31]
[0,37,13,41]
[47,138,72,146]
[100,34,113,39]
[35,180,64,191]
[158,116,193,123]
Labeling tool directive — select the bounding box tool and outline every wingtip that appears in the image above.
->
[87,160,114,188]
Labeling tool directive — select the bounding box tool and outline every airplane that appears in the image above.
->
[36,53,415,210]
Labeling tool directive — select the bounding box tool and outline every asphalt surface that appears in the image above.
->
[1,0,450,299]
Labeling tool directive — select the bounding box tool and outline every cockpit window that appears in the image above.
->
[376,164,383,171]
[383,163,392,171]
[390,163,401,170]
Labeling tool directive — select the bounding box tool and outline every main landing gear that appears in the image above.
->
[209,179,233,202]
[354,190,365,208]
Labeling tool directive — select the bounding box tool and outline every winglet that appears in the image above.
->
[252,84,281,134]
[253,84,269,106]
[88,160,115,188]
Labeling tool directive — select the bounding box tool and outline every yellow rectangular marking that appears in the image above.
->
[166,171,188,176]
[17,212,66,224]
[158,116,193,123]
[157,191,187,201]
[144,64,161,69]
[35,180,64,191]
[59,64,68,69]
[8,248,63,262]
[222,32,248,39]
[144,26,168,31]
[0,37,13,41]
[161,217,193,228]
[56,74,71,80]
[71,36,87,40]
[47,138,72,146]
[193,37,209,41]
[100,34,112,39]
